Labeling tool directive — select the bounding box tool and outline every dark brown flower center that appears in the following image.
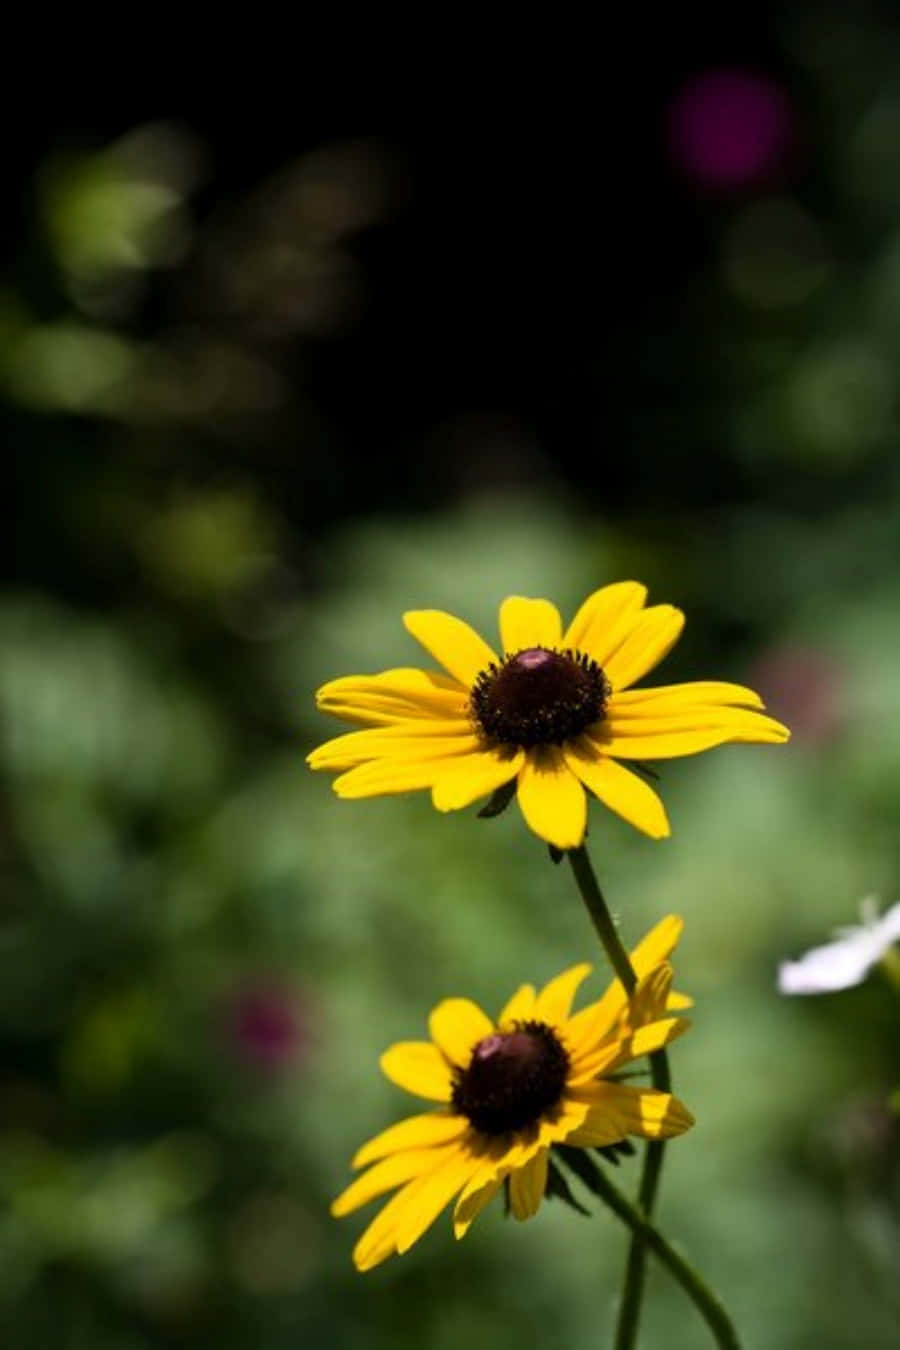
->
[451,1021,570,1135]
[470,646,610,748]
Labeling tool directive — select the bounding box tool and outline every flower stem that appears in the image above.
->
[567,846,637,994]
[586,1164,743,1349]
[566,845,671,1350]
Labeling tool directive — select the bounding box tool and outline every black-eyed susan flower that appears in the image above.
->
[332,916,694,1271]
[308,582,790,851]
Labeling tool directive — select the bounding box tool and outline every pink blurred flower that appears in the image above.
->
[667,69,794,189]
[747,645,844,745]
[224,982,308,1072]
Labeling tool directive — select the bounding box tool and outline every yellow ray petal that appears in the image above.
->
[452,1135,519,1236]
[352,1112,469,1169]
[610,680,765,713]
[394,1146,481,1255]
[570,1082,694,1141]
[316,669,468,725]
[596,712,790,759]
[538,1096,591,1147]
[351,1147,474,1272]
[625,961,674,1027]
[516,747,587,850]
[604,707,790,738]
[602,605,685,691]
[630,915,684,978]
[562,1115,629,1149]
[609,1016,691,1067]
[564,582,648,655]
[451,1130,545,1227]
[309,722,478,770]
[380,1042,453,1101]
[498,596,563,653]
[497,982,537,1026]
[403,610,498,687]
[351,1175,424,1271]
[564,740,670,839]
[453,1176,503,1239]
[533,963,593,1027]
[508,1149,548,1220]
[566,937,685,1065]
[428,998,494,1068]
[332,1145,452,1217]
[565,987,626,1057]
[332,749,481,798]
[565,1042,624,1084]
[431,747,524,812]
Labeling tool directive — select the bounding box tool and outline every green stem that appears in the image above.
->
[585,1163,743,1349]
[567,846,637,994]
[567,845,671,1350]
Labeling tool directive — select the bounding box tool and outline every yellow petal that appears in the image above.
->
[603,606,685,691]
[453,1176,503,1239]
[610,1016,691,1066]
[352,1112,469,1169]
[351,1174,428,1271]
[562,1111,630,1149]
[332,749,480,798]
[315,669,468,725]
[565,987,625,1059]
[428,998,494,1068]
[403,610,498,687]
[333,1146,450,1217]
[629,915,684,979]
[497,982,537,1026]
[604,707,790,738]
[569,1082,694,1142]
[498,596,563,653]
[565,740,670,839]
[380,1042,453,1101]
[533,963,593,1027]
[610,680,765,713]
[394,1146,481,1256]
[564,582,648,655]
[668,991,693,1010]
[565,1042,624,1084]
[625,961,674,1027]
[431,747,524,812]
[452,1135,518,1235]
[352,1145,474,1271]
[508,1149,548,1220]
[566,917,687,1064]
[516,747,587,850]
[309,722,478,771]
[597,711,790,759]
[537,1096,591,1147]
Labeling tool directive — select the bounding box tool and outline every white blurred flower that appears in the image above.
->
[778,898,900,995]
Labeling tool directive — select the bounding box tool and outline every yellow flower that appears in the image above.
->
[332,916,694,1271]
[308,582,790,850]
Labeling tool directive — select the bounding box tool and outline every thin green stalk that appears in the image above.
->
[585,1161,742,1349]
[567,846,637,994]
[567,845,671,1350]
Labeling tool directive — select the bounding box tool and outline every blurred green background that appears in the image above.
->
[4,12,900,1348]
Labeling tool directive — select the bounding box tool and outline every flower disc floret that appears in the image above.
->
[471,646,611,748]
[451,1021,570,1134]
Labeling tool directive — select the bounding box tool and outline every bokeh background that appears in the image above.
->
[5,11,900,1348]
